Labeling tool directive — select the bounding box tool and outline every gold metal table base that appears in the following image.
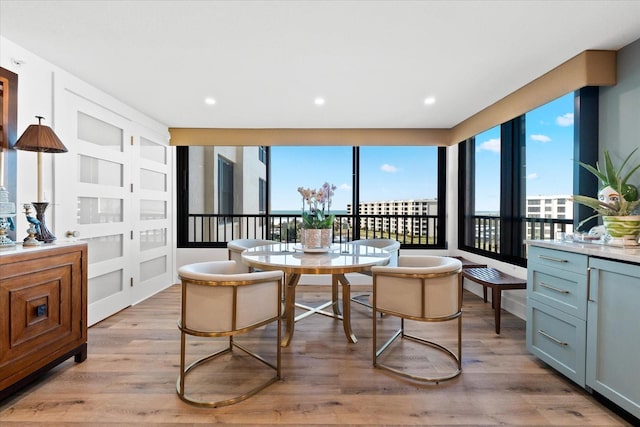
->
[282,272,357,347]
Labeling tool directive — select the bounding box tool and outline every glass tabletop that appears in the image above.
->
[241,242,391,274]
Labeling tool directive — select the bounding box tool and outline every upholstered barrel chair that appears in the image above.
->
[371,255,462,383]
[177,260,283,407]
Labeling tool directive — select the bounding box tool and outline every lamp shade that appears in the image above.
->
[14,116,67,153]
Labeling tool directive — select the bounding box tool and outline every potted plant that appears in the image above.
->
[571,148,640,245]
[297,182,337,249]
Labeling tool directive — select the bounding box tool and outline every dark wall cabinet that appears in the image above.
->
[0,242,87,400]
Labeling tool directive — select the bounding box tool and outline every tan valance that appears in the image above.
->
[168,128,451,147]
[169,50,616,147]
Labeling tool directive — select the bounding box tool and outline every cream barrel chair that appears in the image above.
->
[371,255,463,383]
[349,238,401,309]
[177,260,283,408]
[227,239,279,272]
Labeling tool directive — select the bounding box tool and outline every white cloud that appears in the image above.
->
[381,163,398,173]
[338,183,351,191]
[527,172,539,180]
[531,134,551,143]
[477,138,500,153]
[556,113,574,127]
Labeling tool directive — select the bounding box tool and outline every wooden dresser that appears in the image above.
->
[0,242,87,400]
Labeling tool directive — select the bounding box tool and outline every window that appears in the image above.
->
[459,89,598,266]
[259,178,266,213]
[258,146,267,164]
[177,145,446,248]
[472,126,501,217]
[358,146,443,245]
[218,156,234,218]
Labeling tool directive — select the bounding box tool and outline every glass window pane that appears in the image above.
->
[271,146,352,213]
[140,137,166,164]
[187,146,267,214]
[77,111,123,151]
[525,93,575,238]
[359,146,439,242]
[140,199,166,220]
[140,228,167,251]
[525,94,575,216]
[77,197,123,224]
[140,168,166,191]
[88,269,123,304]
[140,255,167,282]
[474,126,501,215]
[79,154,123,186]
[81,234,123,264]
[271,146,352,242]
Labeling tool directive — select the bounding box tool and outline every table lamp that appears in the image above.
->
[14,116,67,243]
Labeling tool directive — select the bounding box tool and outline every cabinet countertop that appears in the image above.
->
[526,239,640,264]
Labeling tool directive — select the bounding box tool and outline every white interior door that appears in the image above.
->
[54,87,134,325]
[54,75,174,325]
[130,128,173,304]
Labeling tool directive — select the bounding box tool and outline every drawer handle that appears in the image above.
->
[539,282,570,294]
[36,303,47,317]
[538,255,569,263]
[538,329,568,346]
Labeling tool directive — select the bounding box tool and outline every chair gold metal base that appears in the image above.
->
[374,316,462,384]
[177,335,281,408]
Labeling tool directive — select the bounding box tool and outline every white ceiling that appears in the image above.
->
[1,0,640,129]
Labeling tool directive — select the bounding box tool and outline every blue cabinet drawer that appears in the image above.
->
[528,246,588,275]
[528,267,587,319]
[526,299,586,387]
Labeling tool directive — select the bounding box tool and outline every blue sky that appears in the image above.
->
[271,146,438,211]
[270,93,574,213]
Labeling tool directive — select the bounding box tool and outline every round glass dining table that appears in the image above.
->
[241,242,391,347]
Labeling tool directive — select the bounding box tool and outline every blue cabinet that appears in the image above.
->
[587,258,640,419]
[527,244,640,420]
[526,246,588,386]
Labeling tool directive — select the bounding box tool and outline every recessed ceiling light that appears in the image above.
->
[424,97,436,105]
[204,97,216,105]
[314,97,325,106]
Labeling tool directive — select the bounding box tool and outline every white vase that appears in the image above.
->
[602,215,640,246]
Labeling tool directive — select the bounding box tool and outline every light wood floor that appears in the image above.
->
[0,283,634,426]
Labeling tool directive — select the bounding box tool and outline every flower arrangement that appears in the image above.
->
[297,182,337,229]
[571,148,640,227]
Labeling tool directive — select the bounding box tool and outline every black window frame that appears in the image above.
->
[458,88,599,267]
[177,145,447,248]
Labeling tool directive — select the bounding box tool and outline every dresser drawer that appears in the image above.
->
[528,267,587,319]
[526,300,586,387]
[528,246,588,275]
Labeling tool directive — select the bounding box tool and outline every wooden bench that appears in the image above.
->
[461,267,526,334]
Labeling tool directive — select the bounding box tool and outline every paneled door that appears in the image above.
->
[53,77,172,325]
[130,130,173,305]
